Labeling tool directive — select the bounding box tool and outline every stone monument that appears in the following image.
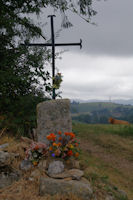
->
[37,99,72,143]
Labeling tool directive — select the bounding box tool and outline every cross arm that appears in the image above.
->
[55,39,82,49]
[20,39,82,49]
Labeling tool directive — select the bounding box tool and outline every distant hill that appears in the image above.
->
[70,102,133,124]
[71,99,133,105]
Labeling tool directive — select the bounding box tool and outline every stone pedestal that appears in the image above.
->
[37,99,72,143]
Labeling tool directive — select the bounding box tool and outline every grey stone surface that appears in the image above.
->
[0,166,20,189]
[0,143,9,149]
[37,99,72,143]
[19,160,33,171]
[48,161,64,175]
[68,169,84,180]
[0,151,10,166]
[48,169,84,180]
[39,177,93,199]
[105,196,114,200]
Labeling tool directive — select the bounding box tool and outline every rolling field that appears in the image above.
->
[71,102,133,113]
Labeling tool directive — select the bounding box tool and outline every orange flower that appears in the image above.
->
[53,142,57,146]
[55,149,61,156]
[34,145,39,150]
[64,132,75,139]
[33,161,38,166]
[69,132,75,139]
[57,142,62,147]
[67,150,73,156]
[59,137,62,141]
[49,146,53,151]
[58,131,62,135]
[46,133,56,141]
[46,135,52,140]
[74,152,79,157]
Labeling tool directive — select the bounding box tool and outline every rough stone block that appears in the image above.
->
[39,177,93,199]
[37,99,72,143]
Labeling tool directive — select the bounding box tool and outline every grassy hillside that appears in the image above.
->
[73,123,133,200]
[0,123,133,200]
[71,102,133,113]
[71,102,122,113]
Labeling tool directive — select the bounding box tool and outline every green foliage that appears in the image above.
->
[72,114,92,124]
[0,0,52,135]
[0,0,96,135]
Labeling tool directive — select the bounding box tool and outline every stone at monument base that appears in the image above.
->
[37,99,72,143]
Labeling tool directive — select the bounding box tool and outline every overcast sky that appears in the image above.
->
[37,0,133,100]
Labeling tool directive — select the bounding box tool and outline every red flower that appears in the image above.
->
[59,137,62,141]
[58,131,62,135]
[64,132,69,136]
[67,150,73,156]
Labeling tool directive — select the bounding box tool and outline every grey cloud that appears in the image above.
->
[61,80,133,100]
[29,1,133,100]
[30,0,133,57]
[53,0,133,57]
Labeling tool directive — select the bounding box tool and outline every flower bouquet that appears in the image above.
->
[53,73,63,89]
[25,142,48,166]
[46,131,80,160]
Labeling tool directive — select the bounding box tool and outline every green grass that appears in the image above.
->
[73,122,133,138]
[74,122,133,200]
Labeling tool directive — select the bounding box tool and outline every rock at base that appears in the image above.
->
[0,143,9,149]
[39,177,93,200]
[48,161,64,175]
[0,151,10,166]
[0,165,20,189]
[19,160,33,171]
[48,169,84,180]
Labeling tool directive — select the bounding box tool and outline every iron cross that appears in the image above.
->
[21,15,82,99]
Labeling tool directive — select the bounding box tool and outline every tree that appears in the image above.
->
[0,0,96,135]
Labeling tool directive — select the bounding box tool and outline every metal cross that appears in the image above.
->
[21,15,82,99]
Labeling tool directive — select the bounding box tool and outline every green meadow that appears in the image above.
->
[73,123,133,200]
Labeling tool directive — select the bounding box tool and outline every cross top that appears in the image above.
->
[21,15,82,99]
